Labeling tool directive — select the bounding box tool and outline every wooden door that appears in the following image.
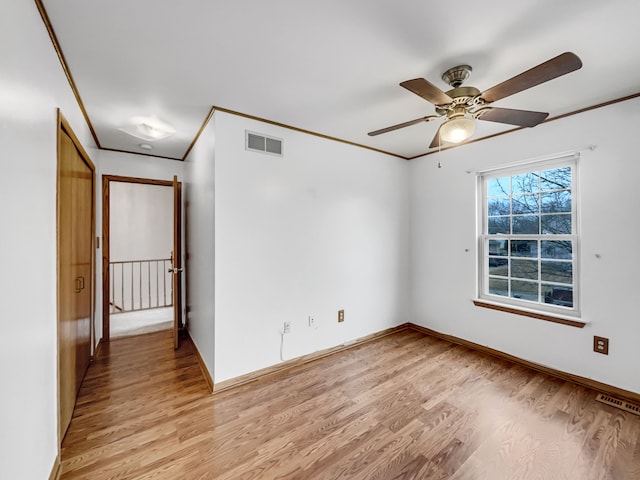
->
[58,115,94,440]
[172,175,183,349]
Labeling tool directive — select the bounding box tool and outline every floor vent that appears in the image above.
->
[246,131,283,156]
[596,393,640,416]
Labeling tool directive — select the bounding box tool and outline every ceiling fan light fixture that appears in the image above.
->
[118,115,176,142]
[439,116,475,144]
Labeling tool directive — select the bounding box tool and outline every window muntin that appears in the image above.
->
[480,159,578,315]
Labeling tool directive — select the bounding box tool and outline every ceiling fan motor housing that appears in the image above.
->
[441,64,473,88]
[436,86,481,116]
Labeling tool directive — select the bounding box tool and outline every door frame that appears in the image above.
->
[56,109,96,443]
[101,175,181,342]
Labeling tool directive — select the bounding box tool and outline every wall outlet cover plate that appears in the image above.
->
[593,336,609,355]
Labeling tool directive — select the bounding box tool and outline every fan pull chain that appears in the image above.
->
[437,130,443,168]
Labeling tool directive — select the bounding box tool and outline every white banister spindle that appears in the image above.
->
[109,258,173,314]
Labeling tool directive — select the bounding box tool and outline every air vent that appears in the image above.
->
[596,393,640,416]
[246,131,283,156]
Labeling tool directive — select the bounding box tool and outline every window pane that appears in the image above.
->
[511,259,538,280]
[489,278,508,297]
[512,173,539,194]
[512,216,539,234]
[541,261,572,284]
[541,167,571,191]
[489,239,508,256]
[512,194,539,215]
[541,214,571,234]
[541,190,571,213]
[511,280,538,302]
[510,240,538,258]
[488,177,510,197]
[482,162,576,312]
[541,241,572,260]
[542,285,573,308]
[488,197,510,216]
[489,258,508,276]
[488,216,511,235]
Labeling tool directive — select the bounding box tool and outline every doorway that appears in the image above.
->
[102,175,183,347]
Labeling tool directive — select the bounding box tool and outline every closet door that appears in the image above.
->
[58,120,93,440]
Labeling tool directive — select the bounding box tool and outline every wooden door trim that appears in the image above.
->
[101,175,178,343]
[101,176,109,342]
[172,175,183,349]
[56,109,96,445]
[102,175,174,187]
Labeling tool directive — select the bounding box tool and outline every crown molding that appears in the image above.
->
[211,106,408,160]
[35,0,101,148]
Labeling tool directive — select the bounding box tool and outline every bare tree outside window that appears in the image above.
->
[481,161,576,312]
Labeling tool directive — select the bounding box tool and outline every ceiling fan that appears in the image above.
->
[368,52,582,148]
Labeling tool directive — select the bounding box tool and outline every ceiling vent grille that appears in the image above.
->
[246,131,283,156]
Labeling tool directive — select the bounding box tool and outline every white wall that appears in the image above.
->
[212,111,410,382]
[409,96,640,394]
[0,1,98,478]
[99,149,185,181]
[110,182,173,262]
[184,117,217,376]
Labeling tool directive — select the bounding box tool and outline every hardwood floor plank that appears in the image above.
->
[60,329,640,479]
[610,408,640,479]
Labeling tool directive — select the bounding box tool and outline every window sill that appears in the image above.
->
[473,299,587,328]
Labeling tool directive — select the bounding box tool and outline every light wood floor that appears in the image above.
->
[60,329,640,480]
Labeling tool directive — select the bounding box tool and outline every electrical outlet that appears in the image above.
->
[338,309,345,323]
[593,336,609,355]
[308,316,315,327]
[283,321,291,334]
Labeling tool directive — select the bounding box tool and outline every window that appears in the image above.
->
[478,155,579,317]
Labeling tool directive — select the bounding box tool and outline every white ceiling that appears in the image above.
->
[42,0,640,160]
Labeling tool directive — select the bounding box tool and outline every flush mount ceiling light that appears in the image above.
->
[118,115,176,142]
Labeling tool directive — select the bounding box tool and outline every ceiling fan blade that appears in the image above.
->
[429,125,443,149]
[368,115,439,136]
[476,107,549,127]
[480,52,582,103]
[400,78,454,105]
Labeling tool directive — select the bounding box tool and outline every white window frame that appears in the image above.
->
[477,154,580,318]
